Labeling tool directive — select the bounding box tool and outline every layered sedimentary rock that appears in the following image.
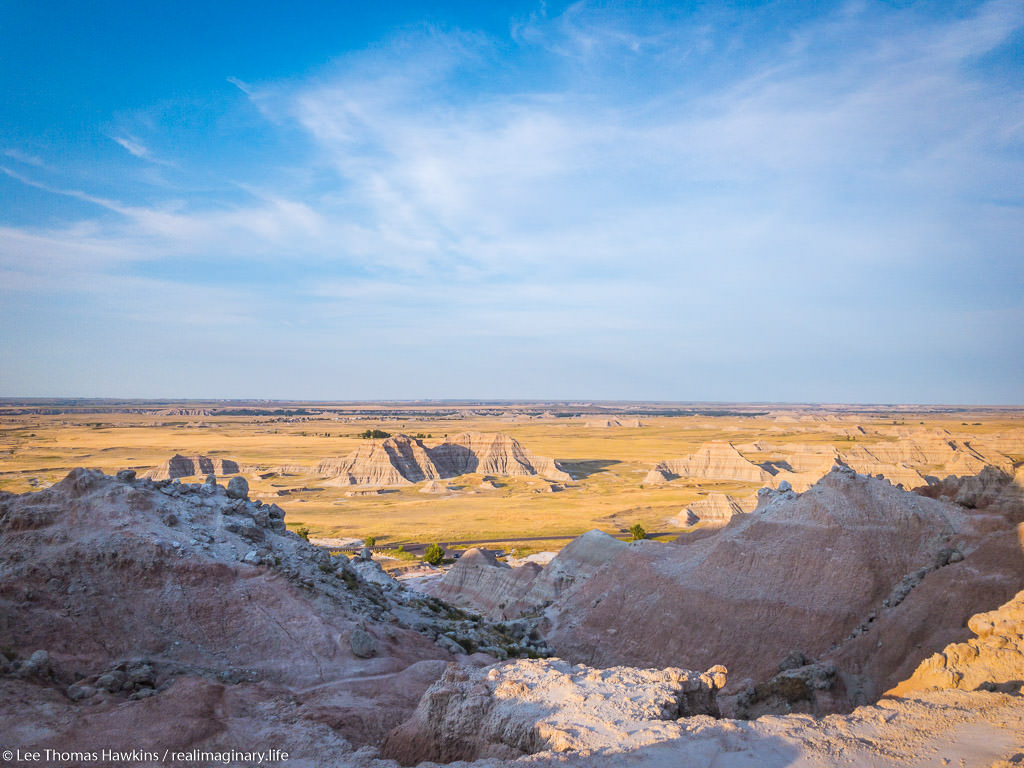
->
[419,479,454,494]
[423,530,627,620]
[545,465,1024,712]
[380,659,727,765]
[645,442,775,484]
[431,432,572,482]
[915,465,1024,519]
[651,434,1016,492]
[0,468,520,757]
[317,434,442,486]
[669,493,757,527]
[586,418,643,428]
[316,432,571,487]
[144,454,240,480]
[888,587,1024,696]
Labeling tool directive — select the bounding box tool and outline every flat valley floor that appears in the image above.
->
[1,401,1021,550]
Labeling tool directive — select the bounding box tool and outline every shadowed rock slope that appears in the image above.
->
[144,454,240,480]
[317,431,571,486]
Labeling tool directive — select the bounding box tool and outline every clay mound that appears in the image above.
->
[586,418,643,428]
[649,442,774,484]
[419,479,453,494]
[670,493,756,527]
[380,658,726,765]
[643,467,673,485]
[424,530,626,620]
[143,454,240,480]
[423,549,544,618]
[0,468,520,756]
[888,586,1024,696]
[315,432,571,487]
[317,434,441,486]
[544,465,1024,714]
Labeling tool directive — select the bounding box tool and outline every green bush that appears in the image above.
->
[293,524,310,541]
[423,543,445,566]
[364,535,376,547]
[359,429,391,439]
[629,523,646,541]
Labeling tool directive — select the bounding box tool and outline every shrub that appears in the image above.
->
[364,535,376,547]
[293,524,310,541]
[629,523,646,541]
[359,429,391,439]
[423,543,445,566]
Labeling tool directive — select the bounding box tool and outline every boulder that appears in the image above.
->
[226,476,249,500]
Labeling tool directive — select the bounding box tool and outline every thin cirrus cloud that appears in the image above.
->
[0,1,1022,400]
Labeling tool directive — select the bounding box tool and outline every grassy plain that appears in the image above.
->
[1,402,1022,547]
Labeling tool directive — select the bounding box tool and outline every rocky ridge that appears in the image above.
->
[544,464,1024,714]
[316,432,571,487]
[647,434,1017,492]
[0,468,539,762]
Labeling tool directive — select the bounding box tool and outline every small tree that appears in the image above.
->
[629,524,646,541]
[294,524,310,541]
[364,535,376,547]
[423,543,445,566]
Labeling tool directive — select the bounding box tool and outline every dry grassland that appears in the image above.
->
[2,403,1022,548]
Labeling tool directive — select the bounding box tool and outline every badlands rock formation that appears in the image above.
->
[648,434,1017,492]
[545,464,1024,713]
[916,464,1024,519]
[586,417,643,428]
[430,432,572,482]
[644,442,774,485]
[317,432,571,486]
[424,530,627,620]
[888,586,1024,696]
[144,454,240,480]
[3,464,1024,767]
[380,659,727,764]
[419,479,454,494]
[669,492,757,527]
[371,584,1024,768]
[317,434,441,486]
[0,468,528,760]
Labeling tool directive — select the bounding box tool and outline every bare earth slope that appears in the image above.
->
[375,587,1024,768]
[0,469,522,763]
[544,464,1024,713]
[423,530,627,620]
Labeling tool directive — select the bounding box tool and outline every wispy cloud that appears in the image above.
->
[110,133,174,166]
[2,148,45,166]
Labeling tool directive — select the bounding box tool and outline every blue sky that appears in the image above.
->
[1,1,1022,402]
